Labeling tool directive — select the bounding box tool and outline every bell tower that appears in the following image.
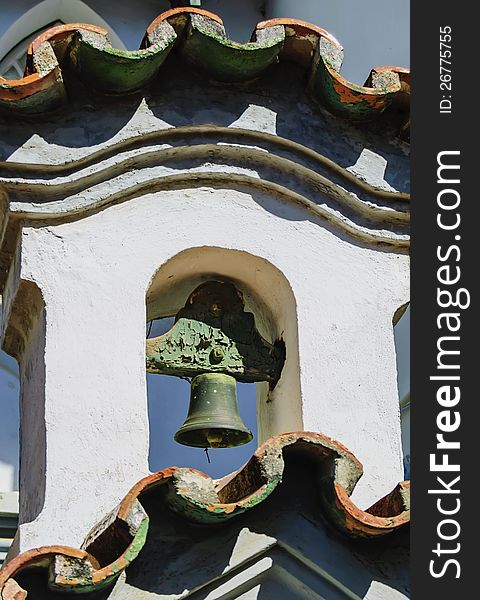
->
[0,6,410,598]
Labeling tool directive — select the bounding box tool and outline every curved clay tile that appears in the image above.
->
[0,7,409,131]
[0,23,107,113]
[0,42,64,113]
[0,432,409,598]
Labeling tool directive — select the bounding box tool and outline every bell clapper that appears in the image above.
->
[206,429,224,448]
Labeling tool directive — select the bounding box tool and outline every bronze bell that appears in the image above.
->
[174,373,253,448]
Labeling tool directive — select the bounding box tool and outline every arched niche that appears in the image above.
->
[393,302,410,478]
[0,324,19,492]
[0,0,126,64]
[145,246,303,451]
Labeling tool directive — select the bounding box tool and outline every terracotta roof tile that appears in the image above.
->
[0,8,409,134]
[0,432,409,598]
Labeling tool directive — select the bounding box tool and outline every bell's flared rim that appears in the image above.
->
[174,425,253,448]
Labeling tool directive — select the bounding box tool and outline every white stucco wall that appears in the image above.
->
[0,0,410,556]
[5,182,408,552]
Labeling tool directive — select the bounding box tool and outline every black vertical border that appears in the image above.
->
[411,2,476,597]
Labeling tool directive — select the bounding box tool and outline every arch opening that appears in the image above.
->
[145,246,302,477]
[393,302,410,479]
[0,343,19,493]
[0,0,126,67]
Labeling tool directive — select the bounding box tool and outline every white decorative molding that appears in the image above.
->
[0,127,409,253]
